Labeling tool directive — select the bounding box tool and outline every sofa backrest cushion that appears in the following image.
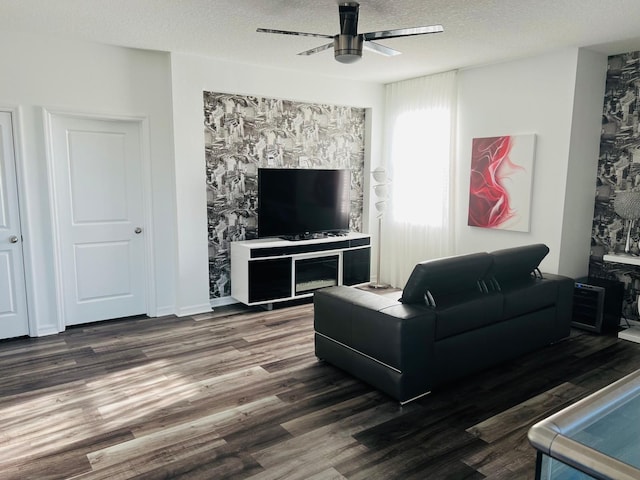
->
[400,252,493,304]
[489,244,549,283]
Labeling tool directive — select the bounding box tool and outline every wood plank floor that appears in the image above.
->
[1,299,640,480]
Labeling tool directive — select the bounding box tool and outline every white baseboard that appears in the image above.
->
[175,303,214,317]
[210,296,239,308]
[154,306,176,317]
[34,326,61,337]
[158,297,239,317]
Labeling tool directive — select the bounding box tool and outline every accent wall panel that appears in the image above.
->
[589,51,640,320]
[203,92,365,299]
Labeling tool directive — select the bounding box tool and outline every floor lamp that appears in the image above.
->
[370,167,389,289]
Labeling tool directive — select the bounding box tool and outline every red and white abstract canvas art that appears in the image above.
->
[467,134,536,232]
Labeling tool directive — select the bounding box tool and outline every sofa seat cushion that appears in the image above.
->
[500,278,558,318]
[435,291,504,340]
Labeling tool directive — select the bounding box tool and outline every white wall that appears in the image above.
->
[455,48,606,276]
[0,30,607,332]
[559,49,607,277]
[169,54,385,309]
[0,32,177,335]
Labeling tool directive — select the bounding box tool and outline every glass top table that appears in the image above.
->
[528,369,640,480]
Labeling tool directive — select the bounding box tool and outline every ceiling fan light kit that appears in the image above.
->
[257,1,443,64]
[334,34,363,63]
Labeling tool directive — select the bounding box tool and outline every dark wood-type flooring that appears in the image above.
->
[1,298,640,479]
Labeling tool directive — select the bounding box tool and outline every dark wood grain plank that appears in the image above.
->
[0,299,638,479]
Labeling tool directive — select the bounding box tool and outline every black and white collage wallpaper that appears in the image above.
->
[590,51,640,320]
[203,92,366,299]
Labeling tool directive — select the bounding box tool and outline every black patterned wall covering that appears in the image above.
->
[589,51,640,320]
[203,92,366,299]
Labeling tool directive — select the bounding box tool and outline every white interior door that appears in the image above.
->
[49,114,147,326]
[0,112,29,339]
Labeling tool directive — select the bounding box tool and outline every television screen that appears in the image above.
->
[258,168,351,239]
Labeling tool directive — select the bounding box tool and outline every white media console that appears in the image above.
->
[231,232,371,307]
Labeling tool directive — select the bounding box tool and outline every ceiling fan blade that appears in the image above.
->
[363,25,444,41]
[298,42,334,56]
[256,28,333,39]
[339,2,359,36]
[364,41,401,57]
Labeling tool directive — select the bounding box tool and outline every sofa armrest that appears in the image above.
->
[314,286,436,372]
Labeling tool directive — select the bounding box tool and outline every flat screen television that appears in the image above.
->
[258,168,351,239]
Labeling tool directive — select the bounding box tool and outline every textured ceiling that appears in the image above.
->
[2,0,640,83]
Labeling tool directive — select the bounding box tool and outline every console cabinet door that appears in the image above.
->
[248,258,292,303]
[343,248,371,286]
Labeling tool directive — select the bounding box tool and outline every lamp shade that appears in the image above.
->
[375,200,386,214]
[614,190,640,219]
[373,184,388,199]
[371,167,387,183]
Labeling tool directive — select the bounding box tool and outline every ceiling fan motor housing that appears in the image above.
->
[257,0,443,63]
[334,34,363,63]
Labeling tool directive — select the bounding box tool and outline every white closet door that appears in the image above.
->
[0,111,29,339]
[48,114,147,326]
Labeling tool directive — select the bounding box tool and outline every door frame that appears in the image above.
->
[43,108,157,332]
[0,105,35,336]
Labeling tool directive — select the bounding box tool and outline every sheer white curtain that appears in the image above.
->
[380,70,457,287]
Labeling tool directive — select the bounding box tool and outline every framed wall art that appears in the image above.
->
[467,134,536,232]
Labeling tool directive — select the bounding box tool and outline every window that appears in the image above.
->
[390,108,451,226]
[380,70,457,287]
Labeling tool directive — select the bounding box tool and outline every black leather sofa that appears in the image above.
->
[313,244,574,403]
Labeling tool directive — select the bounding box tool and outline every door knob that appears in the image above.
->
[9,235,18,243]
[135,227,142,234]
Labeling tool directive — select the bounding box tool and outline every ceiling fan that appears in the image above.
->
[257,1,444,64]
